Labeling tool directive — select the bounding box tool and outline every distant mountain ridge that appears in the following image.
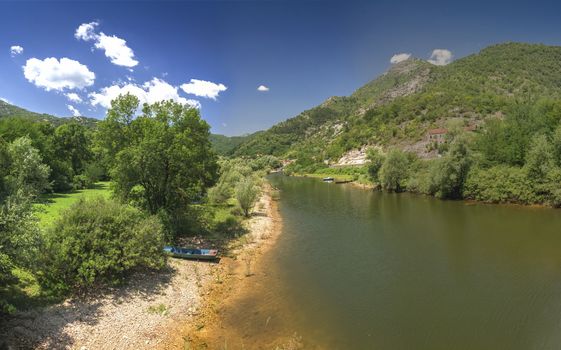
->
[0,99,248,154]
[0,100,99,128]
[232,42,561,163]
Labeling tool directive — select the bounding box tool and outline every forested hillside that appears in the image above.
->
[209,133,258,155]
[234,43,561,164]
[0,100,99,128]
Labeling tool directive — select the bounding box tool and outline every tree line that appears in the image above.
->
[1,94,277,313]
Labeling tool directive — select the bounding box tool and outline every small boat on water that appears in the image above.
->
[322,177,334,182]
[163,246,219,260]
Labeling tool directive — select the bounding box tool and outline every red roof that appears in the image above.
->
[428,128,448,135]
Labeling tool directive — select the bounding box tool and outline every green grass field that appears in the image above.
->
[35,182,112,228]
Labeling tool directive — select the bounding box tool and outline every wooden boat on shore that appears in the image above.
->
[335,180,353,184]
[163,246,219,260]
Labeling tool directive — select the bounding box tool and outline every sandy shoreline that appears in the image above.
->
[1,185,282,350]
[159,184,288,349]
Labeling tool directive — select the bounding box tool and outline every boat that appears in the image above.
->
[322,177,334,182]
[163,246,219,260]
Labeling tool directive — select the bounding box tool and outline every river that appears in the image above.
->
[219,174,561,349]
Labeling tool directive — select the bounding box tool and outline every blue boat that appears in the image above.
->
[163,246,219,260]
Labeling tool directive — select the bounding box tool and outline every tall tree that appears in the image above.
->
[99,96,219,227]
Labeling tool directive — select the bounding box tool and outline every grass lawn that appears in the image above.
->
[35,181,112,228]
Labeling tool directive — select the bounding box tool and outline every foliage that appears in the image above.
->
[98,95,219,234]
[379,149,410,192]
[39,197,166,294]
[463,165,539,204]
[209,133,256,156]
[0,138,48,313]
[236,177,261,217]
[5,137,51,197]
[524,134,555,183]
[367,149,385,183]
[427,136,472,199]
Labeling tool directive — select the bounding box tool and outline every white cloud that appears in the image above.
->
[67,104,81,117]
[428,49,453,66]
[23,57,95,91]
[390,53,411,64]
[75,22,99,41]
[90,78,200,109]
[257,85,269,92]
[180,79,227,100]
[10,45,23,57]
[0,97,11,104]
[75,21,138,68]
[65,92,82,103]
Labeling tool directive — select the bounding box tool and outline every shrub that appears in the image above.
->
[379,149,410,192]
[39,197,166,294]
[428,137,472,199]
[463,165,540,204]
[72,174,92,190]
[367,149,385,183]
[236,177,261,217]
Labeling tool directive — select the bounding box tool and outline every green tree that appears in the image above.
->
[0,138,47,313]
[5,137,51,197]
[524,134,555,183]
[99,97,219,232]
[429,136,472,199]
[552,124,561,167]
[40,197,165,294]
[379,149,409,192]
[53,123,92,176]
[94,93,139,171]
[236,177,261,217]
[366,148,385,183]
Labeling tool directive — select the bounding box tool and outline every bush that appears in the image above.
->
[72,174,92,190]
[367,149,385,183]
[236,177,261,217]
[39,197,166,295]
[463,165,540,204]
[379,149,410,192]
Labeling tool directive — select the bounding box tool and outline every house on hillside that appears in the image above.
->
[427,128,448,144]
[427,125,478,144]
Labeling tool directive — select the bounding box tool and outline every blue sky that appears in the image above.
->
[1,0,561,136]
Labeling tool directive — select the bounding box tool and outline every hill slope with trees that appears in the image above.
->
[233,43,561,164]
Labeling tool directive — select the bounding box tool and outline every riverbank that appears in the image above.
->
[160,184,301,349]
[0,186,281,349]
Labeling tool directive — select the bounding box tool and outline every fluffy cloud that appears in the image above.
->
[90,78,200,109]
[75,22,99,41]
[65,92,82,103]
[10,45,23,57]
[390,53,411,64]
[180,79,227,100]
[428,49,453,66]
[257,85,269,92]
[0,97,11,104]
[67,104,81,117]
[23,57,95,91]
[75,21,138,68]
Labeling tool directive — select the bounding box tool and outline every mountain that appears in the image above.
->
[209,133,260,155]
[0,100,99,128]
[233,42,561,163]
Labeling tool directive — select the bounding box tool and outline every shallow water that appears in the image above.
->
[225,175,561,349]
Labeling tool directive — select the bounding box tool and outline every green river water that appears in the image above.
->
[224,175,561,349]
